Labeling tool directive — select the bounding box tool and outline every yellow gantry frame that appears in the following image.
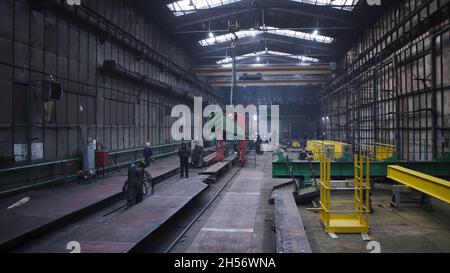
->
[375,143,396,161]
[360,143,396,161]
[387,165,450,204]
[307,141,396,162]
[307,140,349,160]
[319,154,370,234]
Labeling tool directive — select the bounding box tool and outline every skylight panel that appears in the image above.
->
[217,50,320,64]
[290,0,359,11]
[199,30,259,46]
[266,27,334,43]
[267,51,320,62]
[167,0,245,16]
[199,26,333,46]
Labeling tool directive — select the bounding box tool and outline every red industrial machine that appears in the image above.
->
[95,151,109,168]
[216,141,225,161]
[239,140,246,166]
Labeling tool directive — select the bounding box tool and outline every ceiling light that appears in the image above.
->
[217,50,320,64]
[199,26,333,47]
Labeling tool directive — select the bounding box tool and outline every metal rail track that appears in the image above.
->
[164,165,243,253]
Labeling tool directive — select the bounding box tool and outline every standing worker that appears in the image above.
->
[143,142,154,167]
[302,133,308,149]
[255,135,263,155]
[191,140,204,168]
[178,142,190,178]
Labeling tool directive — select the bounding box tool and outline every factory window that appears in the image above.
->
[199,26,333,46]
[290,0,360,11]
[167,0,245,16]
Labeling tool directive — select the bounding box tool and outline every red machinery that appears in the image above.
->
[216,141,225,161]
[239,140,246,166]
[95,151,109,168]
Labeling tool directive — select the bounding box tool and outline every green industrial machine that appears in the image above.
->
[273,146,450,190]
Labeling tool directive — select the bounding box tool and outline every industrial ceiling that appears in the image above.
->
[137,0,386,87]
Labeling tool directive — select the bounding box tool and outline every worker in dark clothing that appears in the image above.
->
[178,142,190,178]
[255,135,263,155]
[302,134,308,149]
[143,142,153,167]
[122,163,144,208]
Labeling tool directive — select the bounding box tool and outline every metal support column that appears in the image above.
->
[431,29,438,160]
[230,40,237,106]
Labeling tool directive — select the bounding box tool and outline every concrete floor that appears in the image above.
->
[251,153,278,253]
[172,153,450,253]
[299,183,450,253]
[168,153,278,253]
[10,153,450,253]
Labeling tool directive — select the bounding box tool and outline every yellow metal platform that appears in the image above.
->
[319,154,370,234]
[323,215,369,234]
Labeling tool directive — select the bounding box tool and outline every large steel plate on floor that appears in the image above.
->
[74,178,208,253]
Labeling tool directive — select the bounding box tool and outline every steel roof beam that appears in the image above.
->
[209,79,325,87]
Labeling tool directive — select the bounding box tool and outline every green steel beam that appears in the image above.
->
[273,160,450,180]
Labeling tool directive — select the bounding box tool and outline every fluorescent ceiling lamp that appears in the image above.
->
[199,30,258,46]
[167,0,245,16]
[199,26,333,46]
[290,0,359,11]
[217,50,320,64]
[265,26,333,44]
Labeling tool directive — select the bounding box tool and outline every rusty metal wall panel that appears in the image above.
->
[0,0,205,189]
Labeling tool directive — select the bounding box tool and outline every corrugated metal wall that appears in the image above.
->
[0,0,219,191]
[322,0,450,161]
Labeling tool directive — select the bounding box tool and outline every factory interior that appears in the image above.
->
[0,0,450,257]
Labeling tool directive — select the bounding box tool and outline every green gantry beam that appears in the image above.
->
[273,160,450,180]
